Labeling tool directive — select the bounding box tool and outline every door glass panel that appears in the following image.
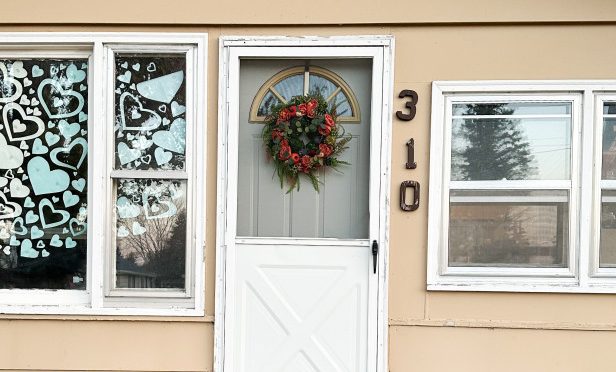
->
[236,59,372,239]
[309,74,337,99]
[273,74,303,101]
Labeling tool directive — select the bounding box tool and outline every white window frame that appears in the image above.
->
[428,80,616,293]
[0,33,206,316]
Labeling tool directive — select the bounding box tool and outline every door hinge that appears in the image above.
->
[372,240,379,274]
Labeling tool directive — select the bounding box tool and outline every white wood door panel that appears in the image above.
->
[234,243,370,372]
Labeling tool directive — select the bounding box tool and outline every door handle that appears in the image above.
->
[372,240,379,274]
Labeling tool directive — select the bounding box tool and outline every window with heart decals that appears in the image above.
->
[0,59,88,289]
[111,52,190,291]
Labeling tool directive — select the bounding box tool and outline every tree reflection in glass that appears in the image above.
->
[449,103,571,267]
[115,179,186,289]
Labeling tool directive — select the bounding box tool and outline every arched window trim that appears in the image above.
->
[249,65,361,123]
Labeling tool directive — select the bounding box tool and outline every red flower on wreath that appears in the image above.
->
[278,109,290,122]
[271,130,283,141]
[318,124,331,136]
[319,143,333,157]
[291,153,300,164]
[298,103,307,115]
[306,99,318,118]
[278,146,291,160]
[288,105,298,117]
[324,114,335,127]
[300,155,312,172]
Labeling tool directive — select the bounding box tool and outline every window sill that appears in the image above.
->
[0,304,205,317]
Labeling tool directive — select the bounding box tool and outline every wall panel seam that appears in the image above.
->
[389,318,616,331]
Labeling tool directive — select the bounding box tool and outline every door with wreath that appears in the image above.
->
[228,57,378,372]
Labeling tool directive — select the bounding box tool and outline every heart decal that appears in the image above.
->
[0,63,23,103]
[9,178,30,198]
[117,142,141,165]
[10,217,27,235]
[69,218,87,236]
[9,61,27,79]
[2,103,45,142]
[118,92,161,132]
[0,133,24,170]
[20,239,38,258]
[39,198,70,228]
[37,78,85,119]
[49,137,88,171]
[27,156,70,195]
[66,64,86,83]
[136,70,183,104]
[152,118,186,154]
[116,196,141,219]
[0,191,22,220]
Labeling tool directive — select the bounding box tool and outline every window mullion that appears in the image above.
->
[90,40,106,310]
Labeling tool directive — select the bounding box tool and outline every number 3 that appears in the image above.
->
[396,89,418,121]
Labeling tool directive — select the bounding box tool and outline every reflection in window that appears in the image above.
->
[449,190,569,268]
[115,179,186,289]
[0,59,88,289]
[451,103,572,181]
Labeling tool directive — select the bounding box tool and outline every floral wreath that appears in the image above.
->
[262,94,351,192]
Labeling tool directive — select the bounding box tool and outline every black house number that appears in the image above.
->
[395,89,418,121]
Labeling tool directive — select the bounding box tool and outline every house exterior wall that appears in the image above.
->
[1,3,616,370]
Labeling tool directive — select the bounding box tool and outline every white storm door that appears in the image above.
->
[220,45,388,372]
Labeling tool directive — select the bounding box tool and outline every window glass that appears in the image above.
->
[453,102,571,116]
[449,190,569,268]
[309,74,337,99]
[273,74,303,101]
[451,103,572,181]
[114,54,187,171]
[602,117,616,179]
[0,59,88,289]
[114,178,186,289]
[257,91,280,117]
[332,91,352,117]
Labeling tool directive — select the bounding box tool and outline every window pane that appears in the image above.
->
[257,91,280,117]
[602,117,616,179]
[274,74,303,101]
[114,54,187,171]
[603,102,616,115]
[115,179,186,289]
[453,102,571,116]
[0,59,88,289]
[449,190,569,268]
[309,74,337,100]
[451,103,572,181]
[600,190,616,267]
[331,91,352,117]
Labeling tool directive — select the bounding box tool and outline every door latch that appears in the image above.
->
[372,240,379,274]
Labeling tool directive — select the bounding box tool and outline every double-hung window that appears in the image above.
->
[0,33,206,315]
[428,81,616,292]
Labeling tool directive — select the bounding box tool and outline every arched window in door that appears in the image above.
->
[249,65,361,123]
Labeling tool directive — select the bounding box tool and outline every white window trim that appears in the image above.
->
[428,80,616,293]
[0,32,206,316]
